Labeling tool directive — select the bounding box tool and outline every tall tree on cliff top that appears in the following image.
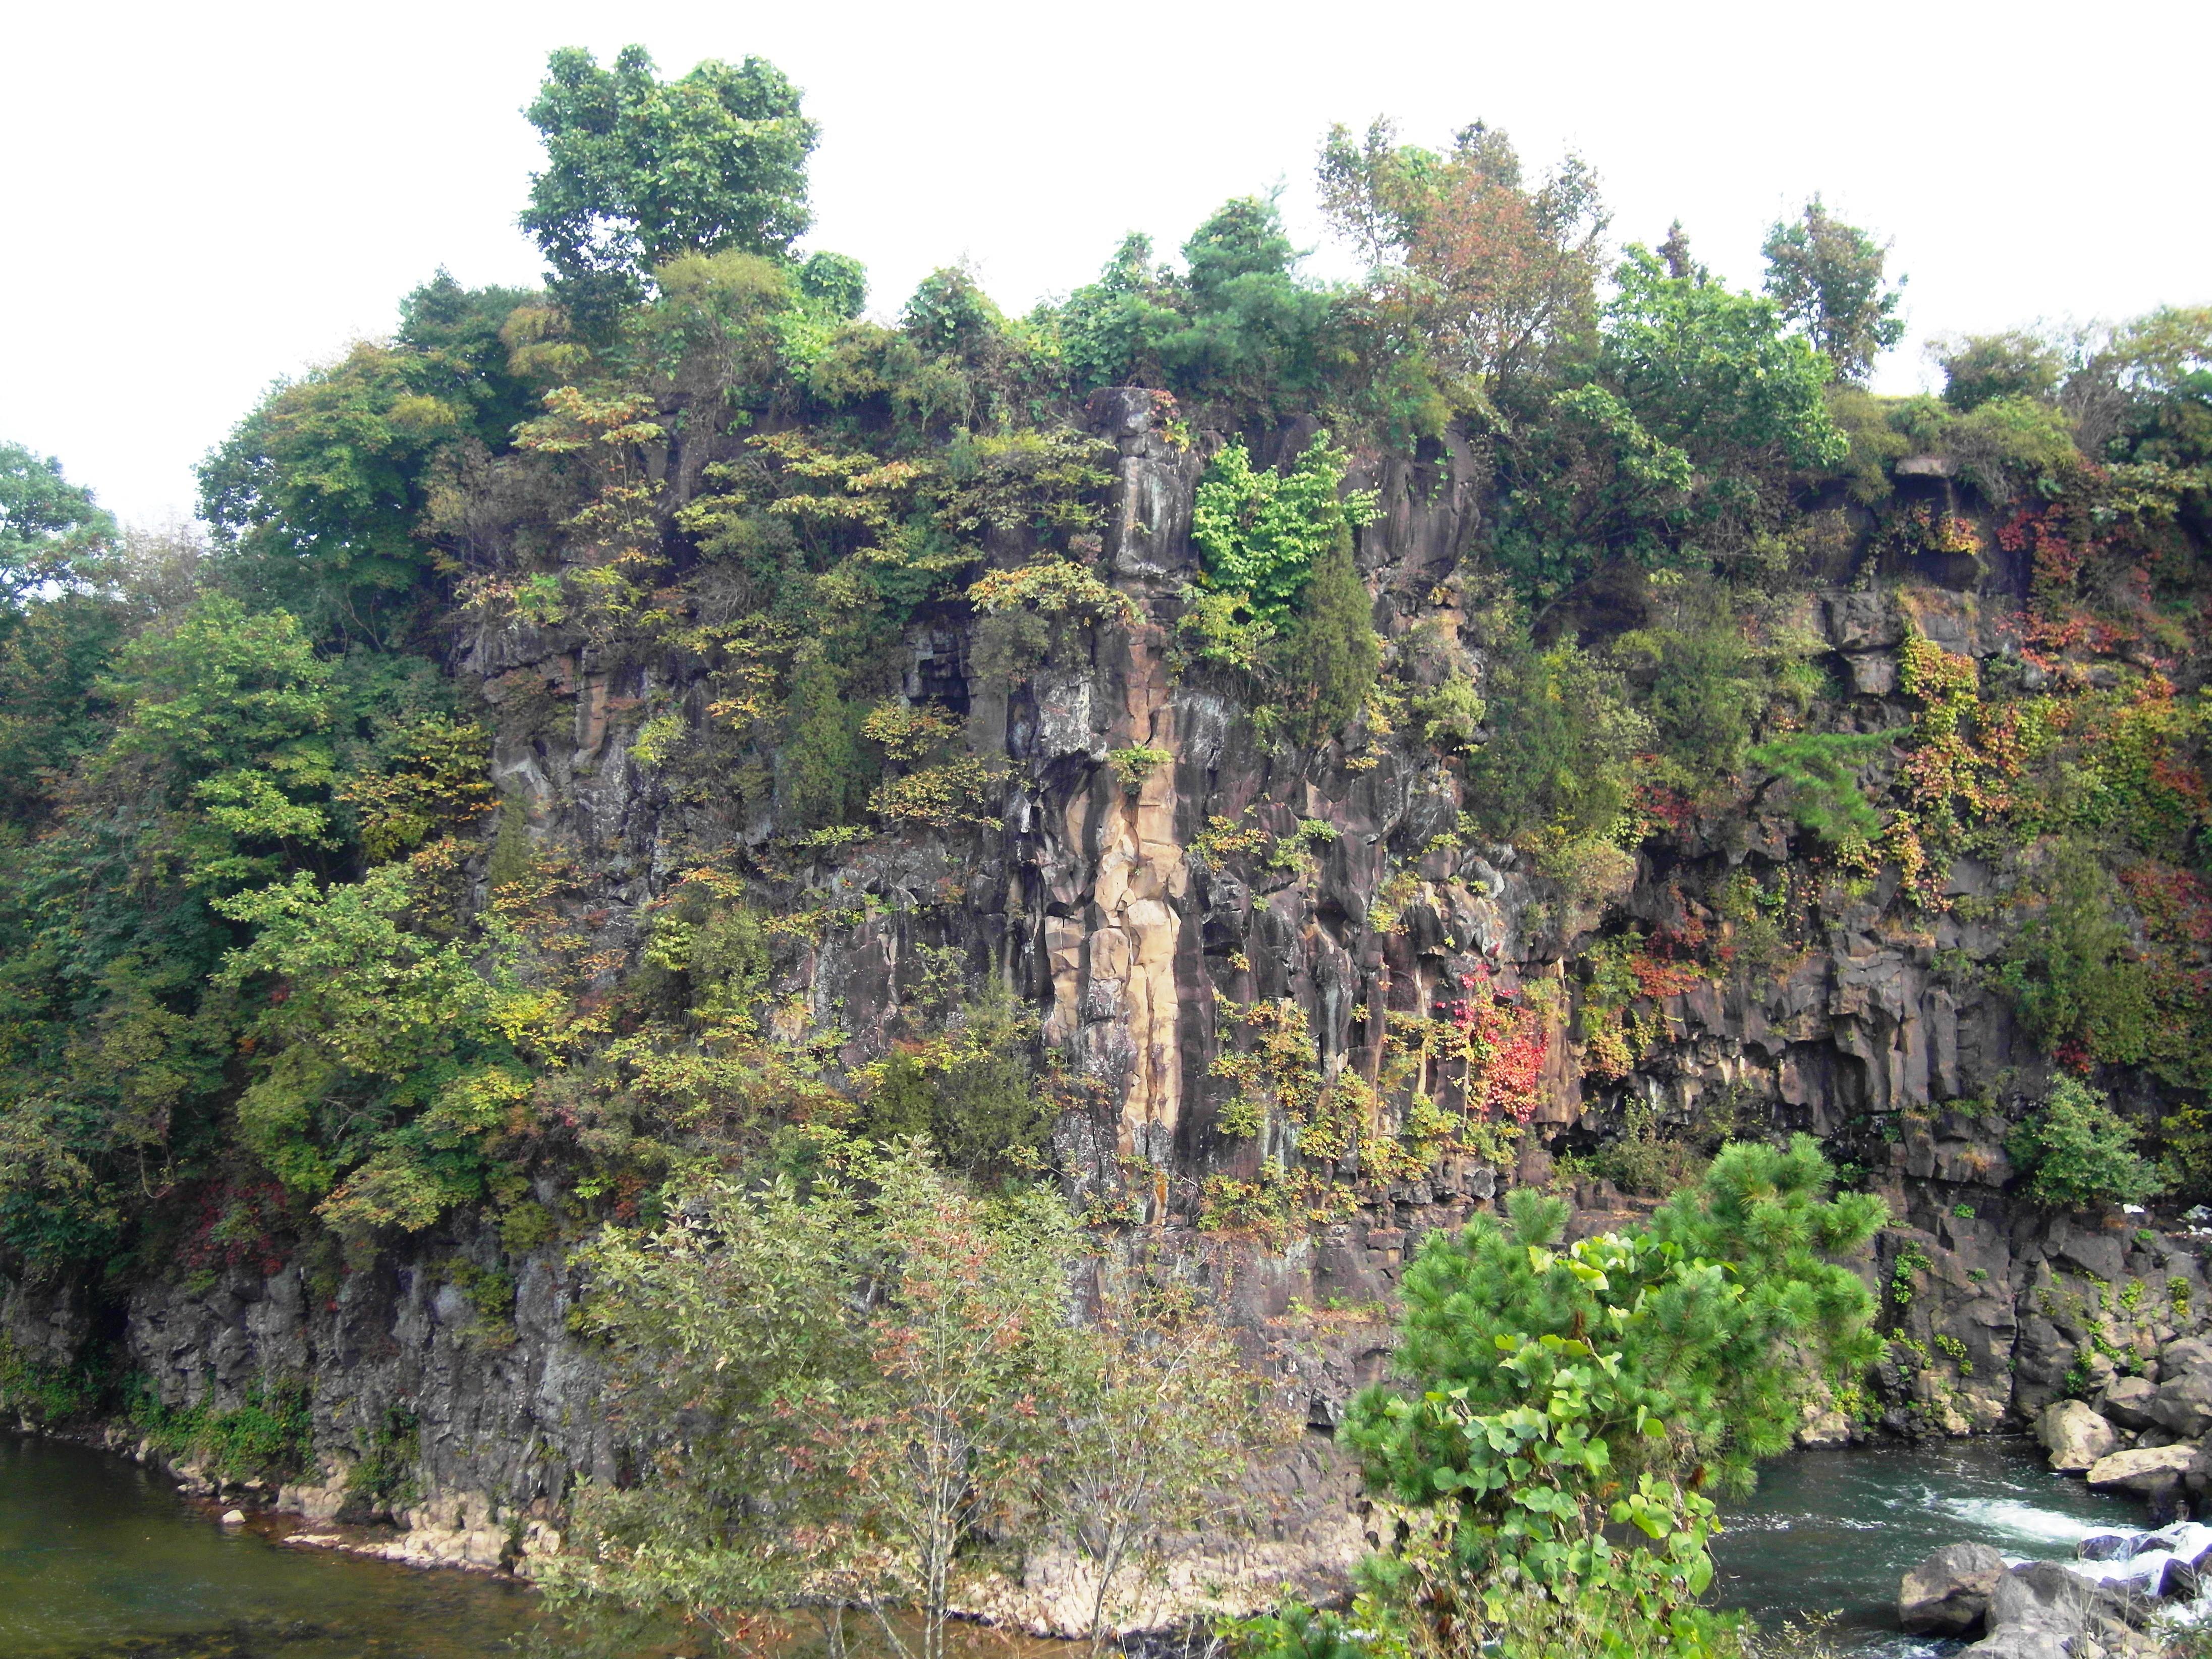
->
[1761,196,1906,385]
[1318,118,1607,415]
[523,44,819,328]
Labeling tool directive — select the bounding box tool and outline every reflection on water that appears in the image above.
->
[0,1431,546,1658]
[1712,1437,2141,1655]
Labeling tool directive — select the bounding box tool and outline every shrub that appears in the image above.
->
[1466,629,1650,847]
[2006,1075,2163,1210]
[1278,528,1377,740]
[1995,839,2156,1069]
[1190,434,1377,625]
[860,991,1051,1180]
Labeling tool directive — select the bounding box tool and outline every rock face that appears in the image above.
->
[2040,1400,2121,1472]
[1900,1541,2008,1634]
[4,390,2212,1591]
[2151,1370,2212,1436]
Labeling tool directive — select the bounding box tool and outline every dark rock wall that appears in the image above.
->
[6,390,2195,1539]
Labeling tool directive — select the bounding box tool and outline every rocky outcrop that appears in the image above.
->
[2084,1443,2197,1499]
[5,389,2209,1608]
[1899,1541,2007,1634]
[2040,1400,2120,1472]
[1968,1562,2154,1659]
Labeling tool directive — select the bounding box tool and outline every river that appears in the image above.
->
[1,1428,2160,1657]
[1710,1436,2144,1654]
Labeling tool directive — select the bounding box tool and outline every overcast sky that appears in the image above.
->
[7,0,2205,527]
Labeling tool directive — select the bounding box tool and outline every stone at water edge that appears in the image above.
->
[2039,1398,2120,1471]
[2084,1442,2198,1497]
[220,1509,246,1526]
[1900,1541,2007,1635]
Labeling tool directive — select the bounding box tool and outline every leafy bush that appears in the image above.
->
[1191,434,1377,625]
[2007,1075,2163,1210]
[1934,329,2064,412]
[1995,838,2156,1069]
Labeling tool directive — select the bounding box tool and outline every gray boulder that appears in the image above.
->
[2152,1369,2212,1436]
[2039,1398,2119,1471]
[2085,1443,2198,1497]
[2099,1374,2159,1430]
[2163,1336,2212,1377]
[1968,1561,2143,1658]
[1900,1542,2007,1634]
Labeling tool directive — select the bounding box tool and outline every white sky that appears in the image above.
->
[6,0,2206,528]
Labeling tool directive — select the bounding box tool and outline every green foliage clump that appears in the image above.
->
[1192,434,1377,624]
[1934,329,2065,412]
[2007,1075,2163,1211]
[1327,1139,1883,1658]
[1749,729,1892,843]
[0,440,115,606]
[522,45,817,324]
[128,1376,316,1483]
[860,989,1050,1182]
[1995,838,2158,1069]
[1761,197,1906,384]
[1466,627,1649,850]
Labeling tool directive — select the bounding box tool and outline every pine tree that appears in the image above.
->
[1281,526,1378,740]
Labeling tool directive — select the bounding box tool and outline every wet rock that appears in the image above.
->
[220,1508,246,1526]
[1900,1541,2007,1634]
[2039,1399,2120,1471]
[2084,1442,2198,1498]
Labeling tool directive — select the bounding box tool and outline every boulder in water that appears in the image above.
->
[1970,1560,2143,1657]
[1900,1541,2007,1634]
[2077,1532,2136,1562]
[2099,1375,2159,1430]
[2086,1443,2199,1498]
[2040,1399,2120,1471]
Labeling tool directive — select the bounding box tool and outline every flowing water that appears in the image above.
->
[2,1426,2178,1657]
[1710,1436,2146,1654]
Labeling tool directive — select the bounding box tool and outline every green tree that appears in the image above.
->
[1331,1139,1884,1657]
[198,275,539,643]
[1748,730,1892,844]
[523,45,817,325]
[1933,329,2064,412]
[2006,1075,2162,1210]
[547,1140,1269,1659]
[0,442,114,608]
[1160,196,1338,422]
[1281,527,1378,740]
[1485,246,1841,599]
[1761,198,1906,384]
